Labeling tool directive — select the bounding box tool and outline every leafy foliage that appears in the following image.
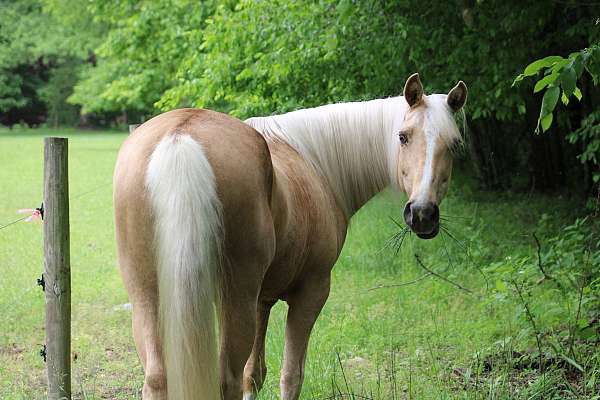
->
[0,0,101,124]
[38,60,82,127]
[515,40,600,190]
[568,111,600,183]
[515,44,600,133]
[41,0,595,124]
[1,0,599,191]
[68,0,218,115]
[478,213,600,397]
[0,0,47,113]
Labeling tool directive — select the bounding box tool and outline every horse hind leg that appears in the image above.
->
[117,249,167,399]
[220,241,274,399]
[219,280,259,400]
[242,300,275,399]
[134,298,167,400]
[114,204,165,398]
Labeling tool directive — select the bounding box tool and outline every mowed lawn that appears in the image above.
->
[0,128,579,399]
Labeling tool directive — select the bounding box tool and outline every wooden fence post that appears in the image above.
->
[43,137,71,400]
[128,124,140,134]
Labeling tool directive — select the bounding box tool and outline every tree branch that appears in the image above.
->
[368,273,432,291]
[414,254,473,294]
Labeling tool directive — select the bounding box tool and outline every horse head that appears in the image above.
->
[396,73,467,239]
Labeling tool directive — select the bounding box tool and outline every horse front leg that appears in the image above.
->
[280,275,331,400]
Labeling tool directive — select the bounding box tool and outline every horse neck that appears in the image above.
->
[248,97,406,219]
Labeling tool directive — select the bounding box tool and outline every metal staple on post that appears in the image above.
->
[43,137,71,400]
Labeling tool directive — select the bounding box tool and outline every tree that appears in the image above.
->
[0,0,102,126]
[67,0,218,116]
[3,0,598,194]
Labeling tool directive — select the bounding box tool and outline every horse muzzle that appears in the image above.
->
[403,201,439,239]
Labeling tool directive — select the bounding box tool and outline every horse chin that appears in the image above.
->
[416,227,439,240]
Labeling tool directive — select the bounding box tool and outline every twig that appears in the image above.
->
[414,254,473,294]
[368,273,432,291]
[570,279,585,360]
[511,279,545,372]
[569,230,593,360]
[318,394,374,400]
[532,232,552,282]
[335,350,352,398]
[441,225,490,292]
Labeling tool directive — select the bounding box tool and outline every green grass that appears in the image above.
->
[0,128,597,399]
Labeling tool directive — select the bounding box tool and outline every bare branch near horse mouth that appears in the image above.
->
[368,273,433,291]
[414,254,473,294]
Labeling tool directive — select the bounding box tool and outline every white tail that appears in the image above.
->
[146,134,223,400]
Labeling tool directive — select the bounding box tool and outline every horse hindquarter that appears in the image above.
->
[115,108,278,400]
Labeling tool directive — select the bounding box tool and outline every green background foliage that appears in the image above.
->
[2,0,599,193]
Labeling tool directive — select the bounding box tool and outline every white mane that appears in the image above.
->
[246,95,460,219]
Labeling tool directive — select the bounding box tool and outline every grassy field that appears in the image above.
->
[0,128,596,399]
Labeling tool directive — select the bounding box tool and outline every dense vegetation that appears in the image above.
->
[1,0,598,193]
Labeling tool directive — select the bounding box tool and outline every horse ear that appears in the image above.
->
[404,73,424,108]
[447,81,468,112]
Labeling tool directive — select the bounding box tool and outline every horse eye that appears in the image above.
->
[398,132,409,145]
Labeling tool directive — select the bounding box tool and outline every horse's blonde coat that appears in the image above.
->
[146,134,223,400]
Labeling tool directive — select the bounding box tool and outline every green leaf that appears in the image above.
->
[551,58,570,74]
[560,66,577,97]
[574,87,582,101]
[560,353,585,372]
[495,279,508,292]
[512,74,525,87]
[561,91,569,106]
[572,54,586,77]
[523,56,564,76]
[541,85,560,114]
[540,112,553,133]
[578,327,596,340]
[533,73,558,93]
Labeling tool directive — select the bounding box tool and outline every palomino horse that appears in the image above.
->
[113,73,467,400]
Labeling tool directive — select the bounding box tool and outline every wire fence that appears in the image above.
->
[0,181,112,232]
[0,179,113,369]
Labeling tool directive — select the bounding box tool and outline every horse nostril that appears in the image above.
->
[403,202,413,226]
[432,204,440,222]
[419,203,439,222]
